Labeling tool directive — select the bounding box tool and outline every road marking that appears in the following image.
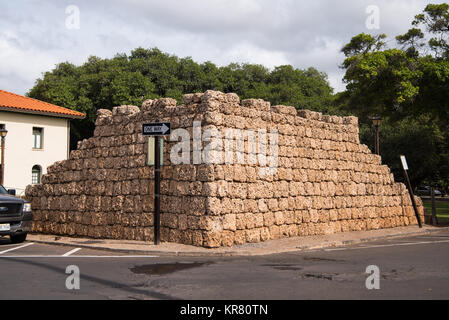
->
[0,255,158,258]
[62,248,82,256]
[0,242,34,255]
[0,242,30,248]
[325,239,449,251]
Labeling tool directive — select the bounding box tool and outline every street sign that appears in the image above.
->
[142,122,171,136]
[400,155,408,170]
[147,137,163,166]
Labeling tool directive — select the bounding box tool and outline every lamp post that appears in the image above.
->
[371,116,382,155]
[0,128,7,186]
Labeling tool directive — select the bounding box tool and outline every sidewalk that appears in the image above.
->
[27,225,449,257]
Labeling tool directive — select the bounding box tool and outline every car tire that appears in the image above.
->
[10,233,27,244]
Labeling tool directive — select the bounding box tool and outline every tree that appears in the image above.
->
[338,3,449,189]
[359,115,446,187]
[27,47,334,148]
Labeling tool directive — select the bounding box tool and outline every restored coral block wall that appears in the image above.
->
[25,90,424,248]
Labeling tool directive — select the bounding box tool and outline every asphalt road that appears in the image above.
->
[0,230,448,300]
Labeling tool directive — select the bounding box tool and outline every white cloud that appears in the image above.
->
[0,0,443,95]
[0,30,55,93]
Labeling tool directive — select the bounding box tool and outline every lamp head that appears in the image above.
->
[0,128,7,138]
[371,116,382,127]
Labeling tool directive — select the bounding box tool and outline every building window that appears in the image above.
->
[33,127,43,149]
[32,165,41,184]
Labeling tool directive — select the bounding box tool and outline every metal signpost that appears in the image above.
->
[142,122,171,245]
[400,155,422,228]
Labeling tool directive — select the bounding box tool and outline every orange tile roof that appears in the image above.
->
[0,89,85,119]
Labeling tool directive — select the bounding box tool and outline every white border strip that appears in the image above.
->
[0,243,34,255]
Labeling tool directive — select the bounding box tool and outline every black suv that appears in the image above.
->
[0,185,32,243]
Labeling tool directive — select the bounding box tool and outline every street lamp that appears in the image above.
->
[370,116,382,155]
[0,128,7,186]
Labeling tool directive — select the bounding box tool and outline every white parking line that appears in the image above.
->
[0,255,158,258]
[0,242,29,248]
[325,239,449,251]
[62,248,82,257]
[0,243,34,255]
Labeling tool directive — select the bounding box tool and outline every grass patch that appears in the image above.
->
[423,201,449,214]
[422,199,449,223]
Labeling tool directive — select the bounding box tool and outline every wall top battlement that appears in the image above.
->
[94,90,358,129]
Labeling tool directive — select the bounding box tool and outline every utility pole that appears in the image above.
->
[371,116,382,155]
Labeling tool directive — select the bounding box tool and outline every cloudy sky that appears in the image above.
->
[0,0,444,95]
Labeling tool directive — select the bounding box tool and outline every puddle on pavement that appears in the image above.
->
[130,262,211,276]
[261,264,303,271]
[300,272,336,281]
[303,256,345,262]
[273,266,303,271]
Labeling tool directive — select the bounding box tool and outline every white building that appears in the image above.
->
[0,89,85,195]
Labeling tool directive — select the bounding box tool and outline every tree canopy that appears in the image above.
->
[27,48,334,149]
[338,3,449,189]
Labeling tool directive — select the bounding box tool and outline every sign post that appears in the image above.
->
[431,186,438,226]
[154,136,161,245]
[400,155,422,228]
[143,122,171,245]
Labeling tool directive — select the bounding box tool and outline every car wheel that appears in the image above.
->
[10,233,27,244]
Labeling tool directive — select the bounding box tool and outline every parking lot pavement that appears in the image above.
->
[2,230,447,257]
[26,225,449,256]
[0,238,166,299]
[0,230,448,300]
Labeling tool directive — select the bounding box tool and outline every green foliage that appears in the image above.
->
[339,2,449,188]
[27,47,334,149]
[359,116,447,187]
[341,33,387,56]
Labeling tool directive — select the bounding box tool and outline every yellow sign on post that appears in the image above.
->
[147,137,164,166]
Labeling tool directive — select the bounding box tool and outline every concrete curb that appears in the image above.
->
[25,238,257,256]
[27,226,449,257]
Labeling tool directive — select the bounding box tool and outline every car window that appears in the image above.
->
[0,185,7,194]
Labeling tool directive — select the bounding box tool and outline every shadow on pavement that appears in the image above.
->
[2,257,179,300]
